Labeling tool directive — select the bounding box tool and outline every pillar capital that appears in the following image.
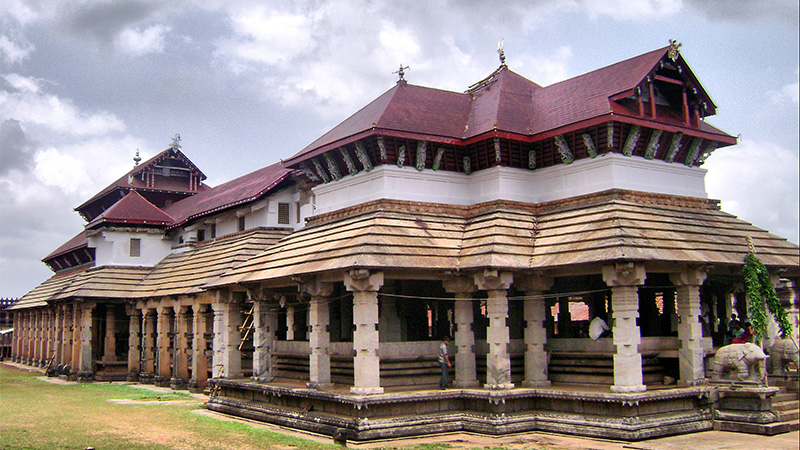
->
[602,262,645,287]
[442,275,476,294]
[300,277,335,298]
[515,273,554,293]
[474,269,513,291]
[344,269,383,292]
[669,267,707,287]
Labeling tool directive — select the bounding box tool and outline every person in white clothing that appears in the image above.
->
[589,316,610,340]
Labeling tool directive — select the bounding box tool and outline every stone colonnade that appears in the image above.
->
[9,263,712,393]
[207,264,709,394]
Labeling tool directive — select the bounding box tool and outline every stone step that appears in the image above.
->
[777,409,799,422]
[550,372,665,385]
[714,419,792,435]
[773,400,800,412]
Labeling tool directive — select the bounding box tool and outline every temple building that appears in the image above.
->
[8,43,799,441]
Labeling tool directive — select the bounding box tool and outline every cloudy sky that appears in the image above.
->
[1,0,798,299]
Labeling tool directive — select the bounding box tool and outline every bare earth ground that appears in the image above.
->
[4,362,798,450]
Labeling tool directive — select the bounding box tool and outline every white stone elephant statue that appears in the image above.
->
[769,338,799,375]
[712,343,768,382]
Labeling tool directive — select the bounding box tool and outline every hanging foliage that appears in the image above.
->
[743,252,793,341]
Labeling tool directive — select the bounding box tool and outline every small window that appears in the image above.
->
[130,238,141,257]
[197,229,205,242]
[238,216,246,232]
[210,224,216,238]
[278,203,290,224]
[296,202,301,224]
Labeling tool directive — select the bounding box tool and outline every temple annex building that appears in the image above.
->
[8,43,800,441]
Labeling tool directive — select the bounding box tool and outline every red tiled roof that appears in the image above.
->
[75,147,209,212]
[163,162,294,229]
[285,46,733,168]
[87,190,174,228]
[43,230,88,261]
[285,82,473,165]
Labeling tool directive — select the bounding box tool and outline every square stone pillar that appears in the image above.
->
[475,270,514,390]
[35,310,44,366]
[285,305,295,341]
[670,268,708,385]
[517,274,554,387]
[443,276,479,388]
[142,309,156,377]
[602,263,647,393]
[172,306,190,388]
[54,306,63,367]
[251,301,273,383]
[156,307,173,382]
[126,306,141,381]
[190,304,209,390]
[345,269,384,395]
[213,301,242,379]
[304,279,334,389]
[102,307,116,362]
[77,302,96,381]
[62,304,73,366]
[71,304,81,372]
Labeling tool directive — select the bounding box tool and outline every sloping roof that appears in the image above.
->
[76,147,208,212]
[208,193,799,287]
[285,46,733,169]
[163,162,294,229]
[285,82,473,165]
[8,266,151,309]
[134,227,292,298]
[43,231,88,261]
[87,190,174,228]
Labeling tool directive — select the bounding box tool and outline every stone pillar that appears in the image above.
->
[71,304,81,373]
[602,263,647,393]
[517,274,554,387]
[53,306,63,367]
[671,268,708,385]
[344,269,384,395]
[102,307,116,362]
[250,301,270,382]
[190,304,209,391]
[41,310,52,367]
[443,276,479,388]
[142,309,156,378]
[77,302,95,381]
[212,303,225,378]
[475,269,514,390]
[156,306,172,383]
[62,304,73,367]
[172,306,190,388]
[285,305,295,341]
[304,279,334,389]
[127,306,141,381]
[34,310,43,366]
[213,301,242,379]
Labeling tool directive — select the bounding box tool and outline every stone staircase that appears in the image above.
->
[548,352,665,385]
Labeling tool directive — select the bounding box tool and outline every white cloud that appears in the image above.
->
[704,139,800,244]
[216,6,317,71]
[582,0,683,20]
[3,73,41,93]
[0,75,125,136]
[116,24,171,56]
[0,35,34,64]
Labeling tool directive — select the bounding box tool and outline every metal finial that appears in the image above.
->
[394,64,410,83]
[498,38,506,66]
[170,133,181,151]
[668,39,682,61]
[133,149,141,166]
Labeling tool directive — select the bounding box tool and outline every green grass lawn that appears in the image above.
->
[0,364,558,450]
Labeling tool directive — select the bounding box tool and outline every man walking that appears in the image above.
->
[438,336,452,390]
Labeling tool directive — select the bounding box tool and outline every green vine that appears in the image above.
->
[743,252,793,342]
